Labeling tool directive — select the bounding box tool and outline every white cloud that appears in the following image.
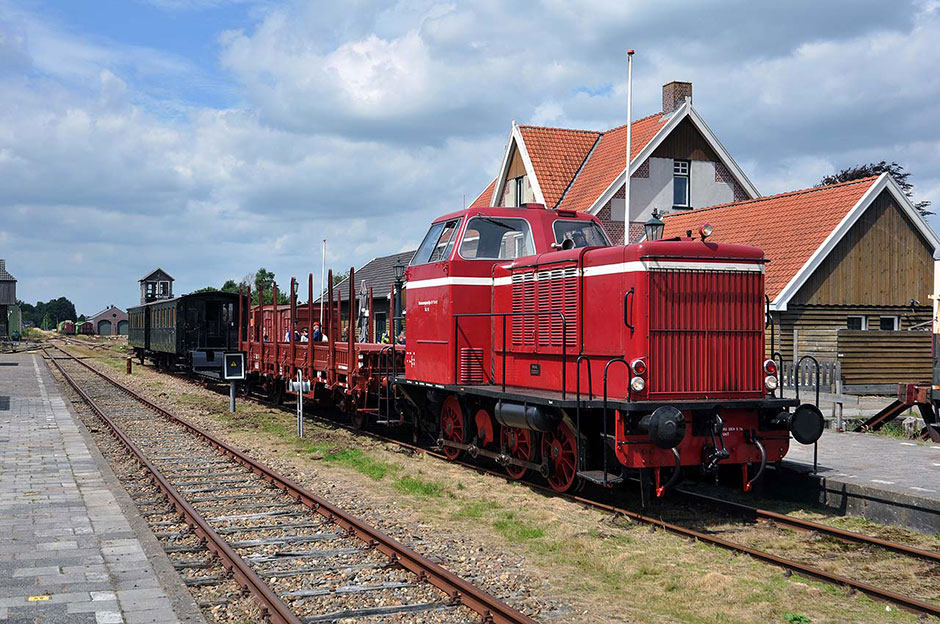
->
[1,0,939,313]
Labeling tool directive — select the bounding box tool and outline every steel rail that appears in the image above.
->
[62,344,940,618]
[672,489,940,564]
[45,347,538,624]
[46,353,302,624]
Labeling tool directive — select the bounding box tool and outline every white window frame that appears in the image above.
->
[673,159,690,208]
[878,316,899,331]
[846,315,867,330]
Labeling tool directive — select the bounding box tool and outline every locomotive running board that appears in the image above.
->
[576,470,624,486]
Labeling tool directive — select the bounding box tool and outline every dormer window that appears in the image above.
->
[673,160,690,208]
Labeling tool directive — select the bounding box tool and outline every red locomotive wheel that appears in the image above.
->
[440,395,465,461]
[501,426,533,480]
[541,422,579,492]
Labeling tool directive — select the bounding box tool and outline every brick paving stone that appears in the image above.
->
[0,353,191,623]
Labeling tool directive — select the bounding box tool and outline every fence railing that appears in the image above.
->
[779,359,840,394]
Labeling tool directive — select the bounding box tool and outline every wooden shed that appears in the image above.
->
[664,173,940,393]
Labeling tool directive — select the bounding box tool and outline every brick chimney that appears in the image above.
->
[662,81,692,114]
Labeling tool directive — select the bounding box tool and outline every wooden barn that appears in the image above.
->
[663,173,940,393]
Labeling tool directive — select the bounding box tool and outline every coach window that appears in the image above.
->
[553,219,610,249]
[459,217,534,260]
[411,218,462,265]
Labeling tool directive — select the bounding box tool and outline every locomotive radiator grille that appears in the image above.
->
[511,272,536,346]
[648,268,764,397]
[510,266,577,348]
[458,347,486,384]
[536,267,578,347]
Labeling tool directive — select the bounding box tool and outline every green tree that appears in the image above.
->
[819,161,932,216]
[41,313,54,330]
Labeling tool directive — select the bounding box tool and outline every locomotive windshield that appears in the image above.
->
[553,219,610,248]
[411,218,461,265]
[458,216,535,260]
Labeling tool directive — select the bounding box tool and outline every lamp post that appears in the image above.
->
[393,261,405,341]
[644,209,665,242]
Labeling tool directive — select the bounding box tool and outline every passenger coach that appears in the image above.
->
[128,291,244,378]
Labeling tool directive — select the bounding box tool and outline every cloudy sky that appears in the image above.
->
[3,0,939,313]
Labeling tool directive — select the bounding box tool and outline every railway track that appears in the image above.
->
[52,341,940,619]
[43,346,538,624]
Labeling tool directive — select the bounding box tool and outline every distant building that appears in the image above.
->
[139,268,174,304]
[0,259,16,339]
[89,305,128,336]
[320,250,415,340]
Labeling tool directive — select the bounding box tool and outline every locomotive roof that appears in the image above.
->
[432,203,597,223]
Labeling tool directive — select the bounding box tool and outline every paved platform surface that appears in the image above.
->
[781,430,940,534]
[0,353,203,623]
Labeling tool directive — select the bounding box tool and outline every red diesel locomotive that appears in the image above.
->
[239,203,823,497]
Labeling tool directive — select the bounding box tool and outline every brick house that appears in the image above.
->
[662,174,940,392]
[88,305,128,336]
[471,81,757,243]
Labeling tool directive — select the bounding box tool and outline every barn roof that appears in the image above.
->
[662,173,940,310]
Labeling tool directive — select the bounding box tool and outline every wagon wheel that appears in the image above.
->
[541,421,580,493]
[439,395,466,461]
[501,426,534,480]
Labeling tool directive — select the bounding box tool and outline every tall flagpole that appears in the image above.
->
[625,49,634,245]
[319,239,326,326]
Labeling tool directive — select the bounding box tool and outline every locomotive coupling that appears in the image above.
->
[638,406,687,449]
[771,404,825,444]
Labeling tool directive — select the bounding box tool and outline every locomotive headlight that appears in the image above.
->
[630,376,646,393]
[763,359,777,374]
[764,375,778,391]
[699,223,714,240]
[631,359,647,376]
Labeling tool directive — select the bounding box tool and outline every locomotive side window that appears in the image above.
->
[458,217,535,260]
[411,218,461,265]
[552,219,610,248]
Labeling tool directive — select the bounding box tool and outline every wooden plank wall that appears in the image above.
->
[791,192,934,306]
[837,330,931,387]
[767,305,930,361]
[651,118,719,162]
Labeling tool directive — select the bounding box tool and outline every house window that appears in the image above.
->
[673,160,690,208]
[846,315,866,330]
[879,316,899,331]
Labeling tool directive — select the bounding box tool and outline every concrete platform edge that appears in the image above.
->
[769,463,940,536]
[47,358,208,623]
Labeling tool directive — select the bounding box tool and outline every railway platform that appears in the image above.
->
[778,429,940,535]
[0,352,204,623]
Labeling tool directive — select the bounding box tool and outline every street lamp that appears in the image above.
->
[393,261,406,341]
[644,209,665,242]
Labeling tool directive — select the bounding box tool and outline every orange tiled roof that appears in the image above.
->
[557,113,671,213]
[471,112,671,210]
[662,176,879,299]
[470,178,497,207]
[517,126,600,208]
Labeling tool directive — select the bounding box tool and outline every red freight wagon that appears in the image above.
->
[239,203,823,499]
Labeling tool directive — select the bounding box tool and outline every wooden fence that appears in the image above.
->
[778,359,841,394]
[836,330,931,393]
